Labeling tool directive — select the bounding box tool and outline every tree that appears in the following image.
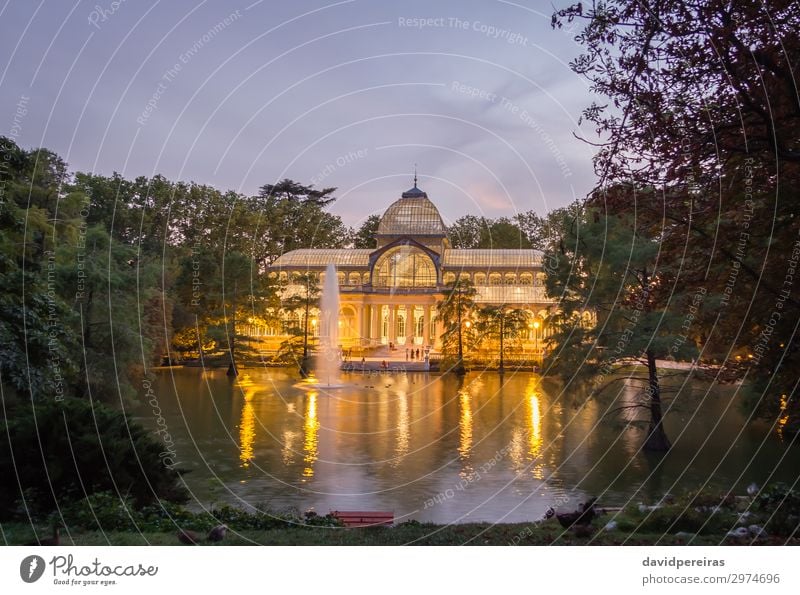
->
[53,225,153,403]
[448,215,485,248]
[219,251,259,376]
[0,150,80,399]
[176,248,270,376]
[475,305,530,372]
[279,273,321,374]
[553,1,800,431]
[544,201,698,451]
[448,215,531,248]
[514,206,581,249]
[352,214,380,248]
[259,178,337,207]
[0,252,78,400]
[437,278,478,375]
[484,217,532,249]
[251,180,349,267]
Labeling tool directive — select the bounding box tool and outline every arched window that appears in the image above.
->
[348,272,361,285]
[373,246,437,288]
[443,272,456,284]
[519,273,533,285]
[489,273,502,286]
[337,272,346,285]
[504,273,517,285]
[474,273,486,285]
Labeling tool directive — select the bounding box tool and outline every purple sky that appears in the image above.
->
[1,0,599,228]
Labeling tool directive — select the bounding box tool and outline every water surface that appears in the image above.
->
[137,368,798,524]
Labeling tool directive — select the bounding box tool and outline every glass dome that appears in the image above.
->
[373,246,437,287]
[377,185,447,237]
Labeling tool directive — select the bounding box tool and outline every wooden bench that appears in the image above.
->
[331,511,394,528]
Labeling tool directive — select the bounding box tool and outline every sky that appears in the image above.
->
[0,0,600,229]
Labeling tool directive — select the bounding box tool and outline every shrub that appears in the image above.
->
[0,398,188,519]
[754,483,800,537]
[57,493,342,533]
[59,492,140,531]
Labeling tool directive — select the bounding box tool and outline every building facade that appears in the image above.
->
[261,182,556,357]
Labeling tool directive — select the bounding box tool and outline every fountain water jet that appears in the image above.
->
[297,263,346,390]
[317,263,341,386]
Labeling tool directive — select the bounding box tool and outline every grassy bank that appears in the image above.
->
[5,485,798,547]
[5,521,787,546]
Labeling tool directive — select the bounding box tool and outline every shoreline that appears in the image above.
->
[6,521,796,547]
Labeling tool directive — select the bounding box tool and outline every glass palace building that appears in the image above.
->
[264,182,555,356]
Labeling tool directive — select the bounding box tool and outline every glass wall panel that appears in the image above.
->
[373,246,437,287]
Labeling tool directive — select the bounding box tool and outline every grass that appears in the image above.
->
[3,520,790,546]
[7,485,798,546]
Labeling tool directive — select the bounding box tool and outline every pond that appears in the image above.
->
[137,367,798,524]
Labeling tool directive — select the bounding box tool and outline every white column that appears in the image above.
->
[423,305,431,346]
[388,305,396,344]
[371,305,380,342]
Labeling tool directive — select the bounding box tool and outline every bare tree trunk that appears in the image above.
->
[227,284,238,377]
[644,348,670,451]
[456,298,466,375]
[498,316,505,373]
[300,293,311,377]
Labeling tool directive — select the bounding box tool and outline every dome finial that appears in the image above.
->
[401,165,427,198]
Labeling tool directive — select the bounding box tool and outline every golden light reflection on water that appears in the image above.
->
[507,427,525,474]
[393,392,410,464]
[235,374,259,401]
[302,392,320,478]
[525,377,544,479]
[238,400,255,467]
[282,430,297,465]
[458,390,473,477]
[237,375,257,467]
